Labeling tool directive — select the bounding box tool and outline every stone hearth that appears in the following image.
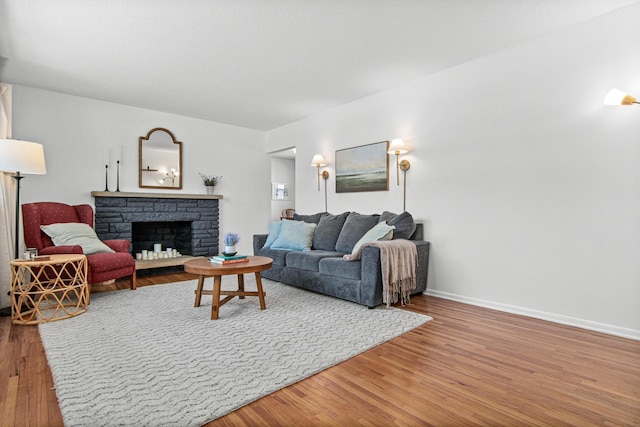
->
[91,191,222,258]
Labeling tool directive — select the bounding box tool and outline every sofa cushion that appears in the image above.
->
[40,223,115,255]
[256,246,289,267]
[293,212,326,224]
[380,211,417,240]
[312,212,349,251]
[335,212,380,254]
[271,220,316,251]
[262,220,283,248]
[286,250,343,272]
[319,257,362,280]
[350,221,395,255]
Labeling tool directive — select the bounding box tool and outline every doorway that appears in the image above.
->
[269,147,296,221]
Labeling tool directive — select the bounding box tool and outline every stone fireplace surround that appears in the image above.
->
[91,192,221,258]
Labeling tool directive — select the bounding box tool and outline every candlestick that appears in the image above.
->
[116,160,120,192]
[104,164,109,192]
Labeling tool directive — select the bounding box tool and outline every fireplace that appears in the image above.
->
[91,191,222,263]
[132,221,193,255]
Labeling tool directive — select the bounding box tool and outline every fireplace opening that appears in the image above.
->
[132,221,192,256]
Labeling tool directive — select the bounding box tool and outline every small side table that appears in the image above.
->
[10,254,89,325]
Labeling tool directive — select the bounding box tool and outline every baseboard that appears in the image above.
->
[424,289,640,341]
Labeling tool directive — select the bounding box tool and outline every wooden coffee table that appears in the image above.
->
[183,256,273,319]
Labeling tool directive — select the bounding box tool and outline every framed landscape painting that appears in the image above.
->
[335,141,389,193]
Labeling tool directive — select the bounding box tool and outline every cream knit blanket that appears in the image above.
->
[344,239,418,307]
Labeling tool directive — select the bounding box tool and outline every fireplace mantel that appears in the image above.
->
[91,191,222,200]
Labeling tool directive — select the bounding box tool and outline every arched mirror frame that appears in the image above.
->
[138,127,183,190]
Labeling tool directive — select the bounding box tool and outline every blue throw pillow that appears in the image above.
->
[271,220,317,251]
[262,220,283,248]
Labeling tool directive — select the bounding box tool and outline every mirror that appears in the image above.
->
[138,127,183,189]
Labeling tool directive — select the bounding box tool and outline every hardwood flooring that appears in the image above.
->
[1,273,638,426]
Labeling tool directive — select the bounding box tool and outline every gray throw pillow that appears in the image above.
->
[313,212,349,251]
[335,212,380,254]
[387,211,416,239]
[379,211,397,223]
[293,212,326,224]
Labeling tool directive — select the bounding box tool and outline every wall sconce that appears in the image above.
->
[387,139,409,186]
[603,88,638,106]
[311,154,330,212]
[387,139,412,211]
[311,154,329,190]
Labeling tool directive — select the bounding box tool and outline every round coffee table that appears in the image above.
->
[183,256,273,320]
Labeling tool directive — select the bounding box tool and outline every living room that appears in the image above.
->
[1,1,639,425]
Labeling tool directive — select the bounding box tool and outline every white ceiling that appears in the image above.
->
[1,0,638,131]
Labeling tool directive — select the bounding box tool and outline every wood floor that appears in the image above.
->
[1,273,638,426]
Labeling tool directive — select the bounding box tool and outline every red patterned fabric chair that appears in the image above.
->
[22,202,136,290]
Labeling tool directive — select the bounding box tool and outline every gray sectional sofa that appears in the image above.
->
[253,211,430,308]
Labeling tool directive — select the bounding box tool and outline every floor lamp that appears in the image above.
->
[0,139,47,259]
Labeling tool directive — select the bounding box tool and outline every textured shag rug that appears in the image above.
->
[39,277,431,426]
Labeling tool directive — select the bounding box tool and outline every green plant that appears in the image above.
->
[199,173,222,186]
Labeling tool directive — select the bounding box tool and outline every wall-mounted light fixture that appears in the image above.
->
[603,88,638,106]
[311,154,328,190]
[387,139,409,186]
[311,154,330,212]
[386,139,412,211]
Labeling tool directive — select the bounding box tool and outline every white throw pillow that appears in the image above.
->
[41,223,115,255]
[350,222,395,255]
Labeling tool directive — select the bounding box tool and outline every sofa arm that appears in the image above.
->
[39,245,83,255]
[104,239,130,253]
[253,234,268,255]
[413,241,430,293]
[360,240,431,304]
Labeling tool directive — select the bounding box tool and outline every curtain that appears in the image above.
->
[0,83,15,309]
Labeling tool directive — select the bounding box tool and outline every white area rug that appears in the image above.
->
[39,277,431,427]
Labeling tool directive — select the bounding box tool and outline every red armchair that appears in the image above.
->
[22,202,136,290]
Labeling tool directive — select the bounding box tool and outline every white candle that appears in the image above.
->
[154,243,162,253]
[104,148,111,165]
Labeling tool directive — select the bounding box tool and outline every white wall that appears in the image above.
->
[12,85,270,256]
[266,4,640,338]
[270,157,295,220]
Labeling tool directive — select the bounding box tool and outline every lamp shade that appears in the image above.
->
[387,139,408,154]
[0,139,47,174]
[310,154,327,166]
[603,88,638,106]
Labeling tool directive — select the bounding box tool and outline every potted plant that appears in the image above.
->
[223,232,240,255]
[199,173,222,194]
